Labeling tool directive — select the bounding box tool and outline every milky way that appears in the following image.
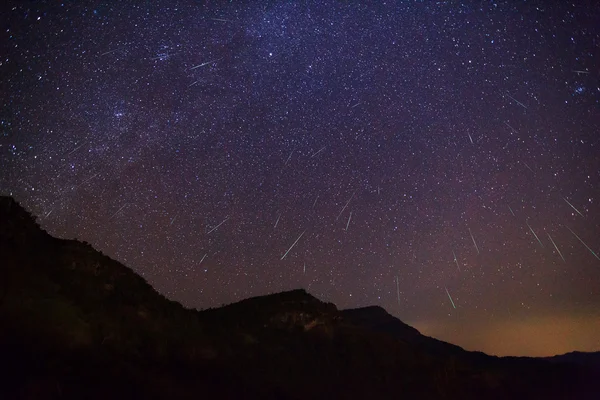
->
[1,1,599,356]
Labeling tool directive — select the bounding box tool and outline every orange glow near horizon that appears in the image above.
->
[413,313,600,357]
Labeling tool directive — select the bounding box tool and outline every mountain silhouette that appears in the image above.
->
[1,196,598,399]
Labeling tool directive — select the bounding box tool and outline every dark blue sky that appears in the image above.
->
[1,1,599,356]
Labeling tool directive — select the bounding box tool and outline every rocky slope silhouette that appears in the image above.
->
[1,196,598,399]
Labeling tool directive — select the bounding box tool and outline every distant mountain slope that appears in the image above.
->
[341,306,481,358]
[1,196,598,399]
[545,351,600,369]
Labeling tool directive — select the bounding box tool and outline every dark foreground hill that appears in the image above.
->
[1,196,598,399]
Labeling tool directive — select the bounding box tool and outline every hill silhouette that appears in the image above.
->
[1,196,598,399]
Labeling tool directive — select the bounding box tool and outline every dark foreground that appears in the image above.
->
[1,196,598,399]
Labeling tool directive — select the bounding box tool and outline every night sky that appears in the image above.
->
[1,1,599,357]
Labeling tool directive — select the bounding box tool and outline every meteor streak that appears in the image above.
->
[66,142,86,156]
[310,146,326,158]
[524,162,535,173]
[526,221,544,248]
[504,121,517,133]
[206,217,229,234]
[469,228,480,254]
[281,229,307,260]
[566,226,600,261]
[563,197,584,217]
[274,214,281,229]
[336,190,357,220]
[109,204,127,220]
[284,149,294,165]
[508,205,515,216]
[546,232,565,262]
[78,172,100,187]
[190,58,221,70]
[505,91,527,109]
[100,49,118,56]
[453,250,461,272]
[445,287,456,309]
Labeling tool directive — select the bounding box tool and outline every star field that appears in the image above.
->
[1,1,599,356]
